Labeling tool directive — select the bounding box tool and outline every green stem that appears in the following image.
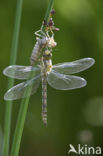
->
[10,87,32,156]
[44,0,54,23]
[10,0,54,156]
[3,0,23,156]
[41,0,54,32]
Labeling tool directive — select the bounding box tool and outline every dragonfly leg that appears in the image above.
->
[35,30,42,37]
[35,29,46,38]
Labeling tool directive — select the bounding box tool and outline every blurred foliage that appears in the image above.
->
[0,0,103,156]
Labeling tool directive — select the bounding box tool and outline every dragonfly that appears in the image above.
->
[3,50,95,125]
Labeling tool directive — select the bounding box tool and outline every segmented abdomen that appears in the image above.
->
[41,69,47,126]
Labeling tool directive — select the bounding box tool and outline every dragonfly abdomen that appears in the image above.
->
[41,71,47,126]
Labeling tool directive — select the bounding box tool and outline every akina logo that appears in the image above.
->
[68,144,101,155]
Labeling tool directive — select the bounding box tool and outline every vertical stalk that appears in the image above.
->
[10,87,32,156]
[3,0,23,156]
[10,0,54,156]
[44,0,54,22]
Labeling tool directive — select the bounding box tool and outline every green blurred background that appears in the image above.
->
[0,0,103,155]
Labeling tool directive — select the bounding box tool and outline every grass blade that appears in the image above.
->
[10,85,33,156]
[3,0,23,155]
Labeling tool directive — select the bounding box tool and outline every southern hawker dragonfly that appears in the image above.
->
[3,52,95,125]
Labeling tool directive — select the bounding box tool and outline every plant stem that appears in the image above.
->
[44,0,54,23]
[10,87,32,156]
[10,0,54,156]
[3,0,23,156]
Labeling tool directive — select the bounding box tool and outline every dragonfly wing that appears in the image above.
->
[4,75,41,100]
[3,65,40,79]
[47,70,86,90]
[53,58,95,74]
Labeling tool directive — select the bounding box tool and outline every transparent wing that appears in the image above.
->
[4,75,41,100]
[53,58,95,75]
[47,70,86,90]
[3,65,40,80]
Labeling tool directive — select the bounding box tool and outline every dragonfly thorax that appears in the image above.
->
[40,50,52,73]
[43,50,52,59]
